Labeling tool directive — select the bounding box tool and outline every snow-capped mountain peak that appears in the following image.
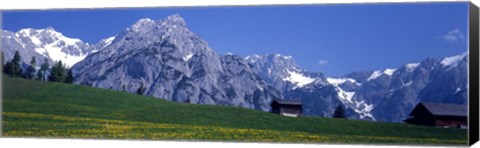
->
[16,27,82,46]
[17,27,71,43]
[13,27,94,67]
[2,27,115,68]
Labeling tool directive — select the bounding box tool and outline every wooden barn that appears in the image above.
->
[271,99,302,117]
[404,102,467,128]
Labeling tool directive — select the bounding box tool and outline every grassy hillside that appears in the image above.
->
[1,77,467,145]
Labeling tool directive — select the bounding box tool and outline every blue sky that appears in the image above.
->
[2,2,469,76]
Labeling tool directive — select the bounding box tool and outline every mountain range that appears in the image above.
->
[1,14,468,122]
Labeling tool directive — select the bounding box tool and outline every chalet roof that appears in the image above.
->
[420,102,467,117]
[272,99,302,105]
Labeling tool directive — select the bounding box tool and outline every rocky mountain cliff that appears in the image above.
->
[72,14,281,111]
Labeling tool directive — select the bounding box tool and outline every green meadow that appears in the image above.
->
[2,77,467,145]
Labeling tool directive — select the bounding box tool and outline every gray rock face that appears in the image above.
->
[73,14,281,111]
[219,54,282,110]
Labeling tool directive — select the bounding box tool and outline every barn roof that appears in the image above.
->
[272,99,302,105]
[419,102,467,117]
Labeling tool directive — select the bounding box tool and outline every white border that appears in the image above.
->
[0,0,478,148]
[0,138,456,148]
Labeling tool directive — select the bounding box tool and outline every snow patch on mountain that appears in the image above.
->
[38,43,87,67]
[405,63,420,72]
[326,77,359,103]
[367,70,383,81]
[354,100,376,120]
[101,36,116,48]
[282,69,315,88]
[403,81,413,87]
[183,53,194,61]
[367,68,396,81]
[327,77,360,86]
[244,55,258,63]
[336,87,355,103]
[326,76,375,120]
[29,36,42,46]
[441,52,467,67]
[384,68,396,76]
[455,87,462,93]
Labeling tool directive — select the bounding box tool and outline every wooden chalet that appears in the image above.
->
[271,99,302,117]
[404,102,467,128]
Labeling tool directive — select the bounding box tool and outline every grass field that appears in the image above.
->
[1,77,468,145]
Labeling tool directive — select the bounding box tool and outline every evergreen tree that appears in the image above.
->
[37,58,49,81]
[1,51,4,68]
[1,51,4,75]
[4,61,12,76]
[136,83,145,95]
[11,51,23,77]
[49,60,66,82]
[25,57,37,79]
[333,105,346,118]
[65,68,73,83]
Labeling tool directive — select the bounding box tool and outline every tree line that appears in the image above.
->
[2,51,73,83]
[2,50,147,96]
